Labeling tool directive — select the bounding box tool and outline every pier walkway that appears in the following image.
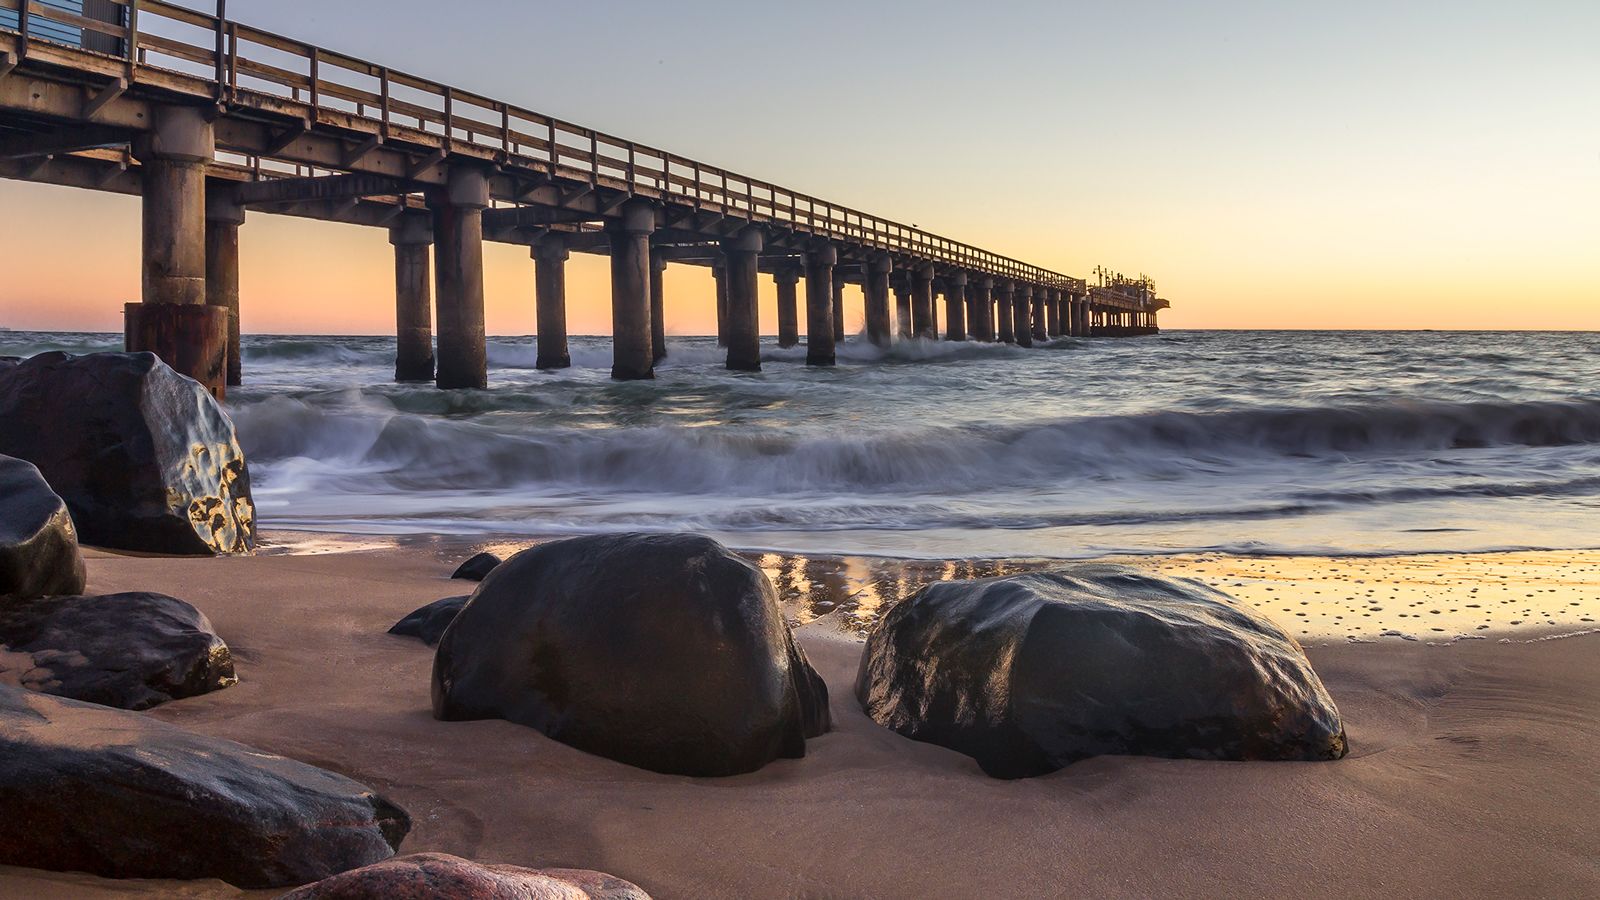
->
[1,1,1169,397]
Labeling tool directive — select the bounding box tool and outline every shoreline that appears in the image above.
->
[2,538,1595,897]
[260,530,1600,643]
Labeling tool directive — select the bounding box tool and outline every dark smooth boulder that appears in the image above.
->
[277,852,651,900]
[0,591,235,710]
[0,351,256,555]
[856,565,1348,778]
[433,533,829,777]
[451,551,502,581]
[0,684,408,888]
[388,595,469,647]
[0,455,85,601]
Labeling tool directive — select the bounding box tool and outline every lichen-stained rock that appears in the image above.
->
[0,591,235,710]
[0,455,85,601]
[433,533,829,777]
[0,684,409,888]
[0,351,256,555]
[277,852,652,900]
[451,551,502,581]
[856,565,1349,778]
[388,595,469,647]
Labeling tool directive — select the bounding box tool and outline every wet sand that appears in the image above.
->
[4,539,1597,898]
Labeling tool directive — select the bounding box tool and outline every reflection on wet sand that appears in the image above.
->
[259,532,1600,643]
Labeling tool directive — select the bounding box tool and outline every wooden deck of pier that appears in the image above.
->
[0,0,1169,397]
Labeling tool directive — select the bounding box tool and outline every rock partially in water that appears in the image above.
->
[388,595,469,647]
[0,591,235,710]
[0,455,85,602]
[433,533,829,776]
[277,852,651,899]
[0,684,408,888]
[856,565,1349,778]
[0,352,256,556]
[451,552,502,581]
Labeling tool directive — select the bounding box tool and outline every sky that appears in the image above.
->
[2,0,1597,334]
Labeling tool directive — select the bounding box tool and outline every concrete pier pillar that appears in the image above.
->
[650,247,668,363]
[775,265,801,348]
[865,254,893,348]
[831,268,847,342]
[713,260,729,347]
[391,212,436,381]
[894,274,913,339]
[204,187,244,387]
[532,232,571,370]
[128,106,227,398]
[430,166,490,389]
[1045,289,1061,337]
[805,245,837,366]
[996,282,1016,343]
[911,265,936,340]
[1013,284,1034,348]
[1031,288,1048,342]
[972,277,995,342]
[724,226,763,371]
[608,199,656,380]
[944,271,967,340]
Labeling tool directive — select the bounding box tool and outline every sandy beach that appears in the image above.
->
[3,538,1595,899]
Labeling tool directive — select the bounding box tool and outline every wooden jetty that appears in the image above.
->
[0,1,1170,397]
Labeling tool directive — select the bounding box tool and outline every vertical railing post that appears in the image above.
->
[626,142,635,192]
[377,65,391,134]
[442,85,453,141]
[307,46,320,116]
[214,0,226,98]
[124,0,139,77]
[588,132,598,186]
[17,0,29,61]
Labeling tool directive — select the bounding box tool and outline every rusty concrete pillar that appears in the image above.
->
[723,226,763,371]
[775,264,801,348]
[893,272,913,340]
[831,267,847,342]
[204,185,244,387]
[128,105,226,398]
[1031,287,1048,342]
[713,259,729,347]
[1045,289,1061,337]
[969,277,993,342]
[805,245,837,366]
[944,271,968,341]
[608,199,656,380]
[996,282,1016,343]
[911,264,936,340]
[532,232,570,370]
[391,212,435,382]
[650,246,668,363]
[430,165,490,389]
[1013,284,1034,348]
[865,254,893,348]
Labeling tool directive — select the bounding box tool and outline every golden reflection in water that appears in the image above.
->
[752,552,1052,636]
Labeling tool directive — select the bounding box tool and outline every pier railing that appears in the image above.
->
[1,0,1087,292]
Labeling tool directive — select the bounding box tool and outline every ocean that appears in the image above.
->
[6,329,1600,561]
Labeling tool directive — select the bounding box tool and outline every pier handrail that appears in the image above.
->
[1,0,1088,291]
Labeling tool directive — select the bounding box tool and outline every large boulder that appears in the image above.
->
[0,352,256,555]
[856,566,1348,778]
[277,852,651,899]
[0,591,235,709]
[433,533,829,777]
[388,595,469,647]
[0,455,85,601]
[0,684,408,888]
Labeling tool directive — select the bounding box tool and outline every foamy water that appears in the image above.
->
[7,329,1600,559]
